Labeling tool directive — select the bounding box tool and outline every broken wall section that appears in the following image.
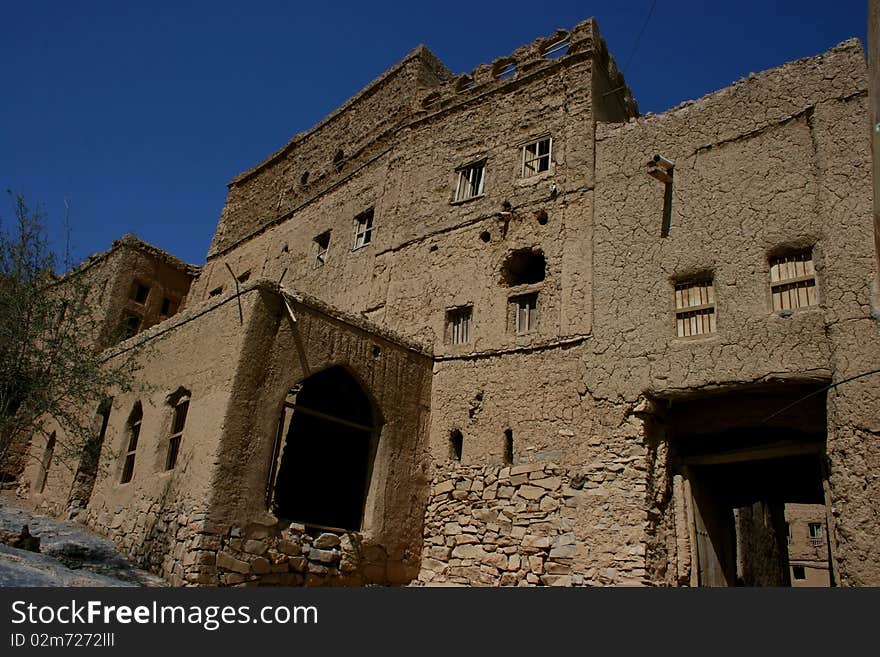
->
[208,47,452,257]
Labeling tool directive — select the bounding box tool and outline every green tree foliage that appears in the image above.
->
[0,192,136,481]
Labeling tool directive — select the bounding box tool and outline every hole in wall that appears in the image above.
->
[501,248,546,286]
[450,430,463,461]
[543,36,570,59]
[456,76,476,93]
[333,150,345,172]
[371,345,382,358]
[503,429,514,465]
[300,171,309,186]
[535,210,548,225]
[480,231,491,243]
[493,60,517,80]
[422,92,442,108]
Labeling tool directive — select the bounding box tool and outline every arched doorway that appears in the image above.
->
[268,367,379,532]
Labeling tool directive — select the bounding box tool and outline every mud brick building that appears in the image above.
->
[19,17,880,586]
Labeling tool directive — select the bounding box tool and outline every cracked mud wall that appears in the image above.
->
[190,19,629,357]
[78,289,259,583]
[205,286,433,586]
[31,282,433,586]
[593,40,879,585]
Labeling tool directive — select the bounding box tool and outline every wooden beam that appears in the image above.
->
[682,469,700,588]
[680,441,823,466]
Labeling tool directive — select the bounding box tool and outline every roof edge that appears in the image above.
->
[228,44,452,187]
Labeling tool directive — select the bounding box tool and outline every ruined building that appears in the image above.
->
[18,17,880,586]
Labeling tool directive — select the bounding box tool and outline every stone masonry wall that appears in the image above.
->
[420,450,653,586]
[419,462,578,586]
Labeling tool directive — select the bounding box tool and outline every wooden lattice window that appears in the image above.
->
[674,280,716,337]
[770,251,816,311]
[447,306,472,345]
[511,293,538,334]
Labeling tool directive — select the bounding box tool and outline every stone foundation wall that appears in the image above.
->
[211,522,409,587]
[420,462,596,586]
[87,494,411,587]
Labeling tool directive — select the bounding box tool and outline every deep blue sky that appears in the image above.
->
[0,1,868,268]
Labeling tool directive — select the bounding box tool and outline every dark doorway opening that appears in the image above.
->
[685,448,828,587]
[663,383,833,587]
[269,367,378,532]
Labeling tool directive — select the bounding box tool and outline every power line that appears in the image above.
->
[761,368,880,423]
[623,0,658,75]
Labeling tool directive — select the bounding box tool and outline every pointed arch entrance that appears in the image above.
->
[267,366,380,532]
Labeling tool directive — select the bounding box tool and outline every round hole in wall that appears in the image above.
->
[535,210,548,225]
[501,248,546,286]
[372,345,382,358]
[429,244,438,252]
[480,231,491,243]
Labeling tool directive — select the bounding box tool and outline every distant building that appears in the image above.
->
[20,17,880,586]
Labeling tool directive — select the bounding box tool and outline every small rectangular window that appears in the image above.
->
[792,565,806,580]
[521,138,552,178]
[122,313,142,339]
[511,293,538,334]
[446,306,472,345]
[314,231,331,267]
[454,162,485,202]
[209,286,223,297]
[237,270,251,284]
[770,250,817,311]
[808,522,823,547]
[449,430,463,461]
[503,429,514,465]
[131,282,150,304]
[353,209,374,250]
[674,280,716,337]
[166,397,189,470]
[160,297,179,317]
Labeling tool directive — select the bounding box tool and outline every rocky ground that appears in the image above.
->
[0,493,167,587]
